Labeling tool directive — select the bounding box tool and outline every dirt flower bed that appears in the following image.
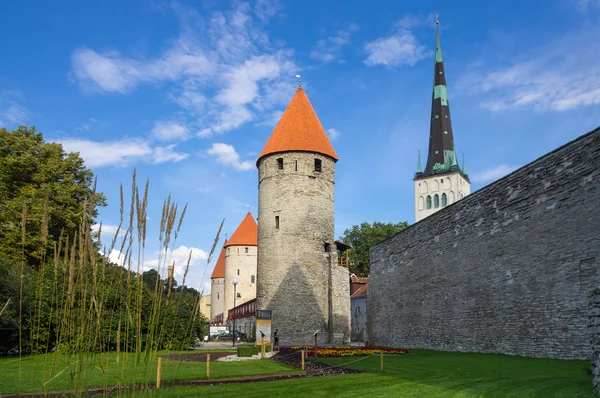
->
[279,346,408,357]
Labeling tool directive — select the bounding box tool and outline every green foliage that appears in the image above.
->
[237,345,271,357]
[0,126,106,265]
[339,221,409,276]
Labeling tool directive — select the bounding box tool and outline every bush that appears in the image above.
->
[237,345,271,357]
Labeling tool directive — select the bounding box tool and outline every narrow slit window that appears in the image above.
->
[251,275,255,283]
[324,243,331,252]
[275,216,279,229]
[245,247,248,253]
[237,269,240,276]
[314,158,322,172]
[277,158,283,170]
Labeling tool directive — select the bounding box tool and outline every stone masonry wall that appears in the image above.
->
[224,245,257,320]
[589,288,600,395]
[257,151,344,346]
[368,127,600,360]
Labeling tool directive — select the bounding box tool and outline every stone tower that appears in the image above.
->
[414,20,470,223]
[209,243,226,323]
[223,212,258,321]
[256,86,350,346]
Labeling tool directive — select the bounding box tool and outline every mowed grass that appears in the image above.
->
[0,350,295,395]
[142,350,594,397]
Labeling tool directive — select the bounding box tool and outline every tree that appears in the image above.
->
[0,125,106,265]
[339,221,409,276]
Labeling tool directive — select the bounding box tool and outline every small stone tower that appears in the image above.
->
[223,212,258,321]
[256,86,350,346]
[414,19,470,222]
[210,243,226,323]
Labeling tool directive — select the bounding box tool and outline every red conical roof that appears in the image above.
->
[258,87,338,163]
[224,212,257,247]
[210,243,226,279]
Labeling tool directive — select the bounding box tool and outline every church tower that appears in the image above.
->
[256,86,350,346]
[414,19,470,222]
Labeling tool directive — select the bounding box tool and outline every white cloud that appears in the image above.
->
[70,2,295,134]
[364,17,430,67]
[254,0,281,22]
[92,223,125,237]
[57,137,188,168]
[571,0,600,10]
[150,120,190,141]
[207,143,254,171]
[108,249,127,267]
[458,28,600,112]
[471,164,518,184]
[327,128,341,140]
[0,94,28,127]
[310,24,359,63]
[144,245,209,281]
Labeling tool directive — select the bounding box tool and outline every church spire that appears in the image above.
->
[416,149,423,173]
[420,18,464,178]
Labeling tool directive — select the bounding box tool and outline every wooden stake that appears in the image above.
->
[301,350,305,370]
[261,336,265,359]
[156,357,162,389]
[207,354,211,378]
[380,351,383,372]
[314,334,318,358]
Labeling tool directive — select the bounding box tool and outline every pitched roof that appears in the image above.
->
[224,212,257,247]
[257,87,338,163]
[211,243,226,279]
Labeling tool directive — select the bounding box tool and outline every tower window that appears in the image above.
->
[426,195,432,209]
[277,158,283,169]
[245,247,248,253]
[237,269,240,276]
[434,194,440,208]
[217,294,219,299]
[251,275,255,283]
[324,243,331,252]
[442,193,447,207]
[275,216,279,229]
[314,158,322,172]
[295,160,298,171]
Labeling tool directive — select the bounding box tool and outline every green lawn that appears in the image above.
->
[0,350,295,395]
[143,350,594,397]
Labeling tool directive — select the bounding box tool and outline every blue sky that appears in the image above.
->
[1,0,599,293]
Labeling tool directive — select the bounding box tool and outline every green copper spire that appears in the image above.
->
[417,150,422,173]
[435,16,443,64]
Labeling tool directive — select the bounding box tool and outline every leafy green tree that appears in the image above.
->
[0,125,107,264]
[339,221,409,276]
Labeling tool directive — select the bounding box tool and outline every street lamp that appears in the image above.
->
[232,278,238,348]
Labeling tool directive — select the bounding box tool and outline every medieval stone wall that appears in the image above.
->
[589,288,600,394]
[256,151,348,346]
[368,127,600,360]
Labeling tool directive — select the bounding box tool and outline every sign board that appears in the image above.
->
[255,309,272,346]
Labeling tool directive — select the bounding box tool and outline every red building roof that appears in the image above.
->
[224,212,257,247]
[210,244,226,279]
[258,87,338,163]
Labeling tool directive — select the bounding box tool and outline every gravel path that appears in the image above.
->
[271,351,365,377]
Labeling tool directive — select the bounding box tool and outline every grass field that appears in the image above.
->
[143,350,594,397]
[0,350,295,395]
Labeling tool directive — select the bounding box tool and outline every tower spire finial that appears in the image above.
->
[295,74,302,87]
[436,14,439,25]
[416,149,423,173]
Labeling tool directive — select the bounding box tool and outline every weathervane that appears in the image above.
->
[296,74,302,87]
[436,14,439,25]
